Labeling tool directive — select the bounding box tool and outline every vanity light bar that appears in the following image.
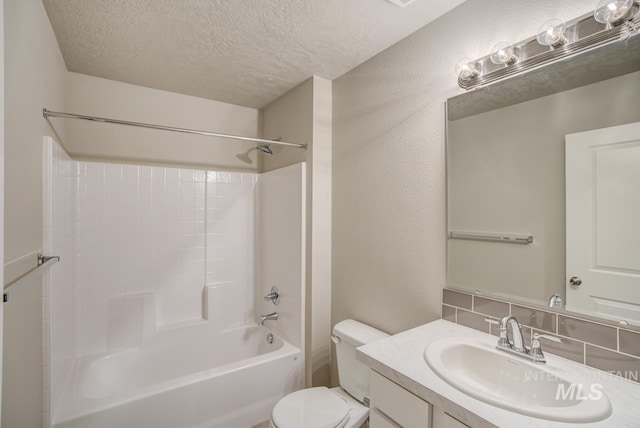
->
[448,231,533,245]
[457,2,640,90]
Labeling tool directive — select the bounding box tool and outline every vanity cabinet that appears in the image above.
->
[369,370,469,428]
[369,370,430,427]
[431,407,470,428]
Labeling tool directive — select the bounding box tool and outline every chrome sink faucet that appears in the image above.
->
[501,315,526,352]
[485,315,561,364]
[257,312,278,326]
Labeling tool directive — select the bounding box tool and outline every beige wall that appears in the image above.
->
[448,71,640,304]
[3,0,68,426]
[65,72,260,170]
[331,0,595,383]
[261,77,332,387]
[261,79,312,172]
[309,77,332,387]
[0,0,4,419]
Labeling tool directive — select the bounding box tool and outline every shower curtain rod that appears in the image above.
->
[42,108,307,149]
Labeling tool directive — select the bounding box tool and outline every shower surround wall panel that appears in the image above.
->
[205,171,257,330]
[75,164,208,355]
[43,137,77,426]
[257,163,306,349]
[44,139,305,427]
[73,165,258,356]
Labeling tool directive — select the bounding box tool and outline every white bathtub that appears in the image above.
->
[53,325,303,428]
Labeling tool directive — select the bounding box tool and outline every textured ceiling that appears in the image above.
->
[43,0,465,108]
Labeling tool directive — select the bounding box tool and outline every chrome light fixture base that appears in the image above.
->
[458,3,640,90]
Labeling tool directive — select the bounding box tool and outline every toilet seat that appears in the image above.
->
[271,387,351,428]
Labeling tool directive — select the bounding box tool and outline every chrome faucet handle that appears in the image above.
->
[532,332,561,343]
[530,333,561,363]
[263,286,280,305]
[485,318,510,348]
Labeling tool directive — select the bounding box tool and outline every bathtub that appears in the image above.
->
[53,325,303,428]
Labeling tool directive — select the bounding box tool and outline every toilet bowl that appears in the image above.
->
[269,386,368,428]
[269,320,388,428]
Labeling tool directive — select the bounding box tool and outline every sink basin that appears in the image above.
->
[424,338,611,423]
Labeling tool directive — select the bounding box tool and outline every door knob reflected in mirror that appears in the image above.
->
[569,276,582,286]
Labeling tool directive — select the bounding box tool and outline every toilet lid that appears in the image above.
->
[272,387,350,428]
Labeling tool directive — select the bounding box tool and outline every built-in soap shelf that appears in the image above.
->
[104,286,226,350]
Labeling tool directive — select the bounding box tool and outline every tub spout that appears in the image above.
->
[257,312,278,326]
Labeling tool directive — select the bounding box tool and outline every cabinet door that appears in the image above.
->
[369,370,431,428]
[370,408,402,428]
[432,406,470,428]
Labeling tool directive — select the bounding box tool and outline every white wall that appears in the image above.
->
[261,77,332,386]
[3,0,68,426]
[66,72,261,171]
[331,0,595,383]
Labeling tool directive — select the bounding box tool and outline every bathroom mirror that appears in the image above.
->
[446,35,640,325]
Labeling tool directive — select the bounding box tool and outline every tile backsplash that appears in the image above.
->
[442,288,640,383]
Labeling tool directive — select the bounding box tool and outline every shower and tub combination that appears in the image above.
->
[43,123,306,427]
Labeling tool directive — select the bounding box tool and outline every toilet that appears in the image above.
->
[270,319,389,428]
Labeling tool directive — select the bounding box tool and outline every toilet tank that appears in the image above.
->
[333,319,389,403]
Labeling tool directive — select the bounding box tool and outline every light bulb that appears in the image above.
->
[536,19,567,47]
[455,59,479,81]
[489,42,518,66]
[594,0,634,24]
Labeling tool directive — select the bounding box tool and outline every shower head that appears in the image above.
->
[257,143,273,155]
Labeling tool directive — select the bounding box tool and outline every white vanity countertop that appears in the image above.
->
[356,319,640,428]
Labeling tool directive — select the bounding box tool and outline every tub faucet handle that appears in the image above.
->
[263,286,280,305]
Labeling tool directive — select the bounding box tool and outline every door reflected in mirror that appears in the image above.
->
[565,122,640,324]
